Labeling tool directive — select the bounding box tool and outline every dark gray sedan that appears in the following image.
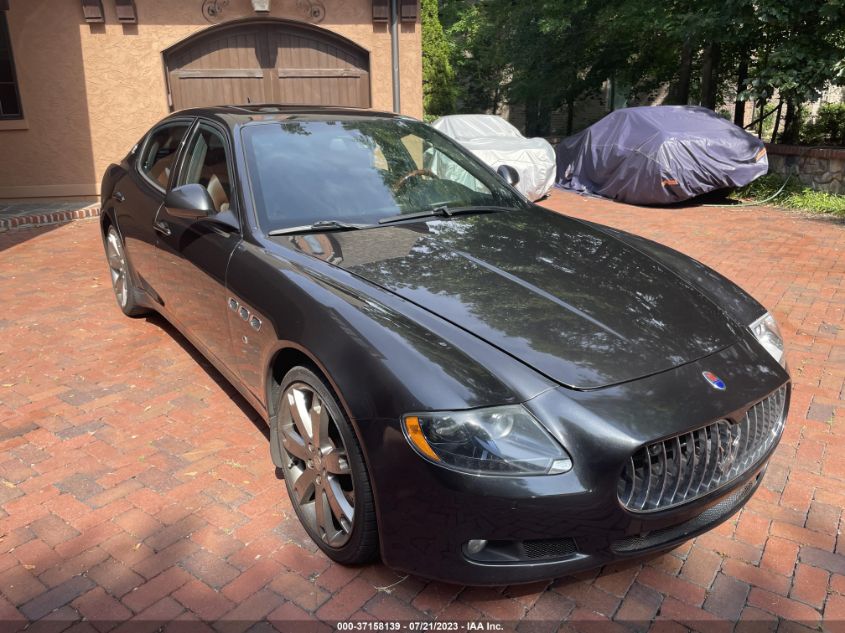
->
[100,105,790,585]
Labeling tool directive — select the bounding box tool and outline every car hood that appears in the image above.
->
[284,208,738,389]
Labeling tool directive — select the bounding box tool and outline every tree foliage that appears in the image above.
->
[801,103,845,145]
[439,1,509,114]
[421,0,456,118]
[435,0,845,139]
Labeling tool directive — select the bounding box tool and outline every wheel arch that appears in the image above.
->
[264,342,362,466]
[266,345,319,423]
[265,343,358,421]
[99,206,116,235]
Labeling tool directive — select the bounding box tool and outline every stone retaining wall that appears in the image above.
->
[765,144,845,194]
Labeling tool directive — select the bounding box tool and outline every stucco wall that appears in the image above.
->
[0,0,422,200]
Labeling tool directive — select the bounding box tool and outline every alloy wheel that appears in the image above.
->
[279,382,356,547]
[106,228,129,308]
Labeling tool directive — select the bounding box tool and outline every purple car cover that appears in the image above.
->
[555,106,768,205]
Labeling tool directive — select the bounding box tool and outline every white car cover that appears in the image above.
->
[431,115,556,201]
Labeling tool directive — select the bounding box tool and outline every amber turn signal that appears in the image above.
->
[403,416,440,461]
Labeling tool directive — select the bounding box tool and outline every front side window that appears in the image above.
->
[177,124,233,214]
[242,117,527,232]
[0,12,22,119]
[138,122,190,189]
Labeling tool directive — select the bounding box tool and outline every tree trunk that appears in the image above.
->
[667,39,693,105]
[608,75,617,112]
[537,99,551,137]
[566,95,575,136]
[770,99,784,143]
[525,97,551,136]
[525,97,539,136]
[699,41,721,109]
[733,59,748,125]
[781,99,800,144]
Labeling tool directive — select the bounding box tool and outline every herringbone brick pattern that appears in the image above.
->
[0,189,842,630]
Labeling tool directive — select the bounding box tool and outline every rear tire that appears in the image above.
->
[275,366,378,565]
[104,225,146,317]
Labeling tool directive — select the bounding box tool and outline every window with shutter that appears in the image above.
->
[400,0,418,22]
[81,0,105,23]
[114,0,137,23]
[372,0,389,23]
[0,12,22,119]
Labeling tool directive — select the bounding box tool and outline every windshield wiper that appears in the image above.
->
[267,220,371,236]
[378,205,512,226]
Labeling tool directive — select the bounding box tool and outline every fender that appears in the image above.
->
[225,239,556,423]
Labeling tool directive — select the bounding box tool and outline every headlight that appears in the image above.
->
[402,405,572,476]
[750,312,785,366]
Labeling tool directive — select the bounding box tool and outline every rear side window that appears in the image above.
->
[138,122,190,189]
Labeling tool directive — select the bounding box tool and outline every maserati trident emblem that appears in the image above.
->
[702,371,726,390]
[716,425,740,473]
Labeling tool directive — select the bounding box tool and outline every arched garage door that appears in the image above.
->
[163,19,371,110]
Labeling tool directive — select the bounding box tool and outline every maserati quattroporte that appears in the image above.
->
[100,105,790,584]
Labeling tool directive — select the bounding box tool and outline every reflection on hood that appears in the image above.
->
[285,208,737,389]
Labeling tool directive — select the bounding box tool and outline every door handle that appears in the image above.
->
[208,224,232,238]
[153,220,171,236]
[113,191,125,203]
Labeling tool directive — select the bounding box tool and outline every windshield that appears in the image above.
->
[242,117,527,232]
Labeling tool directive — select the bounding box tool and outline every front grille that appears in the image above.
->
[618,385,787,512]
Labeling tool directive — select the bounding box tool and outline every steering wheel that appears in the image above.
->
[393,168,439,193]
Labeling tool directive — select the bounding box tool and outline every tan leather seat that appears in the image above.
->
[207,173,229,213]
[150,163,172,188]
[147,131,185,187]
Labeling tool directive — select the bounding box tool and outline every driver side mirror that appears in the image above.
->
[497,164,520,187]
[165,183,214,219]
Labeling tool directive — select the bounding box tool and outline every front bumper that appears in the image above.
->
[356,340,790,585]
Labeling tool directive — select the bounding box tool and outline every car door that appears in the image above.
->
[154,120,241,373]
[112,119,193,299]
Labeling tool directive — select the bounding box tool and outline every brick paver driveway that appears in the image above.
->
[0,189,843,631]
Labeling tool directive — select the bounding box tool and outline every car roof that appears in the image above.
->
[165,104,406,129]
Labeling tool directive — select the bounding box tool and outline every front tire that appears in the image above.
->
[104,225,146,317]
[275,366,378,565]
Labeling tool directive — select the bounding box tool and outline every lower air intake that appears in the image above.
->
[613,472,761,553]
[522,538,578,560]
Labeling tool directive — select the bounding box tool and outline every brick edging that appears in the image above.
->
[0,203,101,232]
[765,143,845,160]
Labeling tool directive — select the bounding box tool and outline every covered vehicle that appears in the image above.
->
[555,106,768,205]
[432,114,556,201]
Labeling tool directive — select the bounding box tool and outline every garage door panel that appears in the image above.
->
[278,77,367,107]
[171,75,266,109]
[172,29,265,71]
[165,20,371,111]
[176,77,266,108]
[273,32,367,72]
[168,25,271,109]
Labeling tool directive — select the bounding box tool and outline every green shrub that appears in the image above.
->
[800,103,845,147]
[732,174,845,215]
